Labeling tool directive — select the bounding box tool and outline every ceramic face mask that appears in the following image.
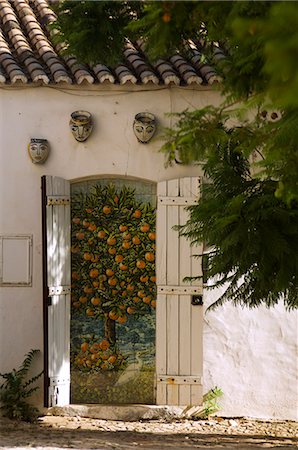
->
[69,110,93,142]
[133,112,156,143]
[28,139,50,164]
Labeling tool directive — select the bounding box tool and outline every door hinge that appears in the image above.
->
[48,285,71,296]
[47,196,70,206]
[157,375,203,385]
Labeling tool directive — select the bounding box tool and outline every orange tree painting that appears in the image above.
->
[71,183,156,374]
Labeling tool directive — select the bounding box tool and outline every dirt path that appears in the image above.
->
[0,415,297,449]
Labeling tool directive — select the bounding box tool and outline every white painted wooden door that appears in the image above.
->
[156,177,203,406]
[42,176,71,406]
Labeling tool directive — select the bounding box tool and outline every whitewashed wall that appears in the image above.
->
[0,85,297,419]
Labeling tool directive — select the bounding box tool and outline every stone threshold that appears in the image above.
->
[47,404,189,421]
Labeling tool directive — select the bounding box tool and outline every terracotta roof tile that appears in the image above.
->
[0,0,225,86]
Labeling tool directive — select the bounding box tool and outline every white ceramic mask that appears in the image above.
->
[133,112,156,143]
[70,111,93,142]
[28,139,50,164]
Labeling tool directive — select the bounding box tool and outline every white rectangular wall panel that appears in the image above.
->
[0,235,32,286]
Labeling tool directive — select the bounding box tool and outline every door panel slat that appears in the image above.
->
[156,177,203,406]
[43,176,71,407]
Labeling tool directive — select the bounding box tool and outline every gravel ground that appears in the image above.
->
[0,415,297,450]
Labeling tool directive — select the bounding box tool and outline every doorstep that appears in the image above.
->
[47,404,186,421]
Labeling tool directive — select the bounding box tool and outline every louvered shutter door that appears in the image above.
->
[156,177,203,406]
[42,176,71,407]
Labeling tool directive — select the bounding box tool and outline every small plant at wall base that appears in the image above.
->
[0,349,43,422]
[183,387,223,419]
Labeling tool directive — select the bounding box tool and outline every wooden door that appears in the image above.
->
[42,176,71,407]
[156,177,203,406]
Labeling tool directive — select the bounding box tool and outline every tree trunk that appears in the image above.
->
[104,314,116,345]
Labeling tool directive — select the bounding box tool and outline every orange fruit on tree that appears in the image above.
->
[106,268,114,277]
[86,308,95,317]
[107,236,116,246]
[148,232,156,241]
[83,286,93,294]
[143,296,151,304]
[115,254,124,263]
[72,217,80,224]
[122,241,131,249]
[79,296,88,304]
[133,209,142,218]
[140,223,150,232]
[101,362,109,370]
[101,353,109,360]
[71,245,80,254]
[136,260,146,269]
[103,206,111,215]
[145,252,155,262]
[127,307,135,315]
[100,339,110,350]
[138,290,146,298]
[133,296,140,303]
[72,271,80,280]
[91,353,99,361]
[114,196,119,204]
[120,281,125,287]
[122,232,131,240]
[109,310,119,320]
[119,263,128,271]
[117,315,127,324]
[92,281,100,288]
[91,255,99,263]
[119,225,128,232]
[150,275,156,283]
[108,277,117,286]
[121,290,127,297]
[140,275,149,283]
[127,284,134,291]
[73,301,81,309]
[90,268,99,278]
[85,208,93,214]
[76,232,85,240]
[97,230,106,239]
[108,247,116,255]
[151,299,156,308]
[83,252,92,261]
[132,236,141,245]
[83,219,90,228]
[88,223,97,232]
[91,297,101,306]
[81,342,89,352]
[108,355,117,364]
[162,12,171,22]
[112,289,118,295]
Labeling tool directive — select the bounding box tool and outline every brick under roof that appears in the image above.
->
[0,0,224,87]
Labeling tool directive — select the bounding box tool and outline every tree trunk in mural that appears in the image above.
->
[104,315,116,345]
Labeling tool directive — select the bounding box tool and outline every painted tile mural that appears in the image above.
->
[70,180,156,404]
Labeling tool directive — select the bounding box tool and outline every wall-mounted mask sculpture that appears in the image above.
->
[133,112,156,144]
[69,110,93,142]
[28,138,50,164]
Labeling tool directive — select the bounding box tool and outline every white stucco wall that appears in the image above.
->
[0,84,297,419]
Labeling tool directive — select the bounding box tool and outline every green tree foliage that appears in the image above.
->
[51,1,298,308]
